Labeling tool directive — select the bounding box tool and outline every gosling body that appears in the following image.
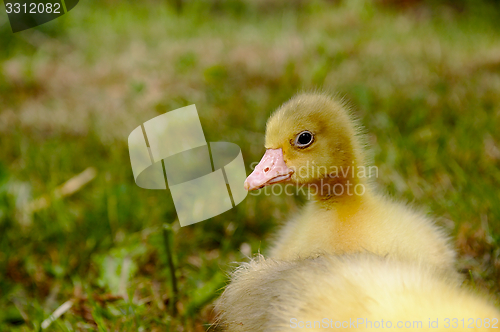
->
[216,254,499,332]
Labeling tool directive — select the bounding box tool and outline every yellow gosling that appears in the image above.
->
[244,93,456,273]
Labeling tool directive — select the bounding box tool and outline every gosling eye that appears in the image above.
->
[294,130,314,148]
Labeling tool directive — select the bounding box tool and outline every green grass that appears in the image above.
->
[1,0,500,330]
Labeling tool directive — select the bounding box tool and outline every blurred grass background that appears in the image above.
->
[1,0,500,330]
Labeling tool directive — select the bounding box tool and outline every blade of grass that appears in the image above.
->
[163,223,178,317]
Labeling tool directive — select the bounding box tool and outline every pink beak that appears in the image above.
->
[244,148,294,191]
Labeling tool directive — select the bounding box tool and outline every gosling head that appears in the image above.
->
[244,93,367,196]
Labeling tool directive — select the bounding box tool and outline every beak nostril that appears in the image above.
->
[264,167,270,173]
